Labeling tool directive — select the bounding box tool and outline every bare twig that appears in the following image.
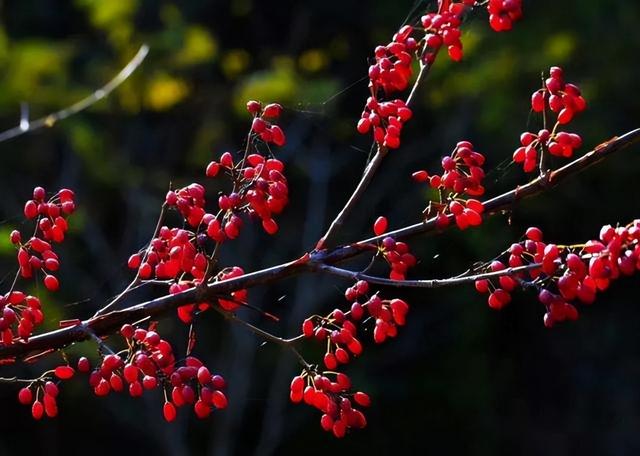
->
[215,308,310,369]
[0,44,149,143]
[93,202,167,317]
[0,376,41,384]
[316,59,430,249]
[317,262,542,288]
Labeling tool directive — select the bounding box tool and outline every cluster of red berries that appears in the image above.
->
[303,309,363,370]
[124,102,284,329]
[161,101,288,251]
[421,2,472,63]
[290,371,369,438]
[247,101,286,146]
[515,67,587,172]
[514,129,584,172]
[379,236,416,280]
[414,141,486,196]
[18,379,62,419]
[128,227,206,281]
[12,187,75,291]
[23,187,75,232]
[487,0,523,32]
[85,325,227,421]
[0,292,43,344]
[162,355,227,421]
[294,282,409,437]
[15,237,61,291]
[440,199,485,230]
[303,282,410,351]
[15,363,77,419]
[368,25,416,94]
[357,97,413,149]
[532,66,586,124]
[17,324,227,422]
[411,141,486,230]
[373,215,417,280]
[356,21,418,147]
[367,295,409,343]
[356,0,522,149]
[89,350,159,398]
[165,183,206,228]
[208,153,289,237]
[173,266,247,323]
[474,220,640,327]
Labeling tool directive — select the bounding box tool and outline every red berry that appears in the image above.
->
[10,230,21,244]
[44,275,59,291]
[324,352,338,369]
[320,414,334,432]
[525,227,543,241]
[44,381,59,397]
[163,401,177,422]
[18,387,33,405]
[246,100,261,114]
[357,117,371,134]
[77,357,90,372]
[54,365,75,380]
[24,201,38,219]
[211,390,228,409]
[206,161,220,177]
[531,91,545,112]
[373,216,388,236]
[129,381,143,397]
[251,117,267,133]
[262,103,283,118]
[302,318,314,337]
[197,366,211,385]
[353,391,371,407]
[335,347,350,364]
[262,218,279,235]
[31,400,44,420]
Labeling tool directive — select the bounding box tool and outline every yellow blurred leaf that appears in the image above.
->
[545,33,576,61]
[75,0,138,29]
[175,26,218,67]
[145,74,189,111]
[234,57,297,114]
[298,49,328,73]
[221,49,251,79]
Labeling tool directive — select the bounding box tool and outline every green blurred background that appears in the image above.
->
[0,0,639,455]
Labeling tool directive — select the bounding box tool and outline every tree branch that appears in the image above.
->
[0,127,638,361]
[317,263,542,288]
[316,61,429,249]
[0,44,149,143]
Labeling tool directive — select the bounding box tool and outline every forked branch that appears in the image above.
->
[0,127,637,361]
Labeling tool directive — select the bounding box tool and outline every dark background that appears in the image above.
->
[0,0,639,455]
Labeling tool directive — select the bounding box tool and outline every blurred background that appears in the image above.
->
[0,0,639,454]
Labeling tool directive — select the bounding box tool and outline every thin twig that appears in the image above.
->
[0,44,149,143]
[215,308,310,369]
[317,262,542,288]
[0,376,42,384]
[317,62,430,249]
[93,202,167,317]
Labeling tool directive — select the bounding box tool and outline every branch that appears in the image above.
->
[0,44,149,143]
[316,61,429,249]
[333,128,640,250]
[0,127,638,361]
[215,308,310,369]
[317,263,542,288]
